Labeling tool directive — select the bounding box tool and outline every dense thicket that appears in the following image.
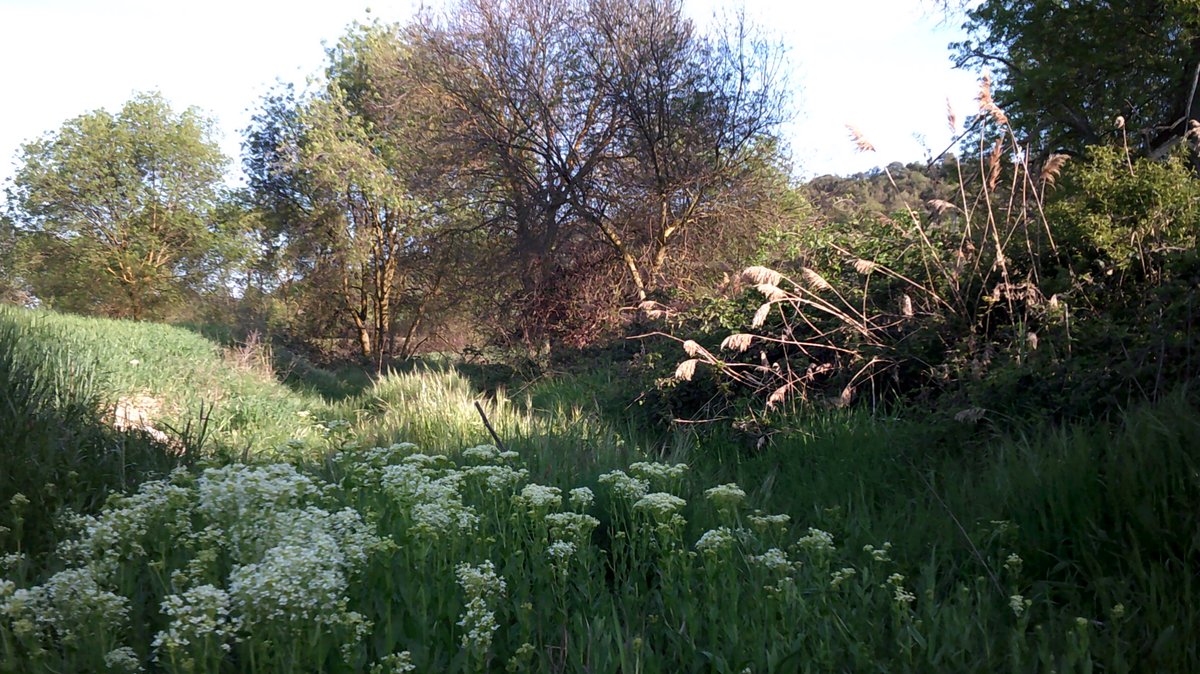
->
[240,0,795,362]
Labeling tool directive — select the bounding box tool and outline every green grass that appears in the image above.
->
[1,307,1197,671]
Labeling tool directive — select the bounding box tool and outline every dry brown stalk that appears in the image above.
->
[674,358,699,381]
[987,137,1004,192]
[741,265,782,286]
[755,283,789,302]
[801,268,832,292]
[846,125,876,153]
[1040,153,1069,187]
[721,333,755,352]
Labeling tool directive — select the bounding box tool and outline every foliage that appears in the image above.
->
[657,85,1200,420]
[6,92,248,320]
[0,309,184,564]
[7,417,1192,672]
[952,0,1200,158]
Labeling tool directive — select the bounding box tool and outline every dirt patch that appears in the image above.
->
[111,394,172,444]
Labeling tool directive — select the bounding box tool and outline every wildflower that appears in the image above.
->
[545,512,600,543]
[458,596,499,654]
[704,483,746,509]
[1009,594,1031,617]
[547,541,576,577]
[498,450,520,461]
[1110,603,1126,620]
[0,552,24,572]
[464,465,529,492]
[695,527,737,555]
[797,528,836,553]
[401,453,445,467]
[128,359,140,367]
[748,513,790,531]
[629,461,689,483]
[751,548,793,573]
[1075,616,1089,628]
[863,542,892,562]
[0,579,14,598]
[456,560,507,601]
[371,651,417,674]
[568,487,594,510]
[633,492,687,519]
[830,567,857,588]
[893,586,916,606]
[598,470,650,501]
[456,560,506,657]
[2,566,129,641]
[229,538,349,626]
[887,573,906,586]
[411,501,479,538]
[462,444,500,463]
[507,642,536,672]
[1004,553,1023,574]
[104,646,143,673]
[152,584,239,657]
[547,540,576,562]
[517,483,562,510]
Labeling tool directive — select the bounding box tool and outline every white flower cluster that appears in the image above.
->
[887,573,915,606]
[748,513,790,531]
[370,650,417,674]
[545,512,600,544]
[629,461,689,484]
[633,492,687,519]
[797,528,836,554]
[704,483,746,509]
[196,463,320,529]
[152,584,240,659]
[381,463,479,539]
[456,560,506,656]
[0,553,24,573]
[546,541,577,577]
[516,483,562,511]
[695,527,738,555]
[229,537,348,627]
[1009,593,1031,617]
[1,566,129,642]
[750,548,794,573]
[863,542,892,562]
[70,477,194,573]
[598,470,650,501]
[104,646,143,673]
[463,464,529,492]
[830,567,857,588]
[461,444,500,463]
[568,487,594,510]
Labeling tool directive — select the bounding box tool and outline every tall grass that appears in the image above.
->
[3,306,1196,671]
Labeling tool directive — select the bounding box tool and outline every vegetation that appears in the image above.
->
[2,0,1199,671]
[6,93,247,320]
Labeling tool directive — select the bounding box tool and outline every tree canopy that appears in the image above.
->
[953,0,1200,159]
[6,92,244,319]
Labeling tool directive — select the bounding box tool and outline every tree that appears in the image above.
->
[7,92,242,319]
[953,0,1200,160]
[246,23,478,364]
[409,0,791,347]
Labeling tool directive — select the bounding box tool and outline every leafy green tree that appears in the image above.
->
[246,23,478,363]
[7,92,242,319]
[953,0,1200,158]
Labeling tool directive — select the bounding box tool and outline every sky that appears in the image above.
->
[0,0,981,187]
